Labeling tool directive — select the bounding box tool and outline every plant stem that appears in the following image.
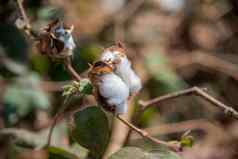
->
[116,115,181,152]
[64,58,81,81]
[139,87,238,120]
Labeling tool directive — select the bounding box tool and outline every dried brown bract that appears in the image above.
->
[37,19,76,59]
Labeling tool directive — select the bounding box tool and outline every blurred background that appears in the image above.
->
[1,0,238,159]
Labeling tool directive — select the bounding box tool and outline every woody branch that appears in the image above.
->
[139,87,238,120]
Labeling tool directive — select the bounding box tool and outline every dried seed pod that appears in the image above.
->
[37,19,76,59]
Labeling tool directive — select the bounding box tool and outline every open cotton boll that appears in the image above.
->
[101,50,118,62]
[127,70,142,94]
[55,25,76,51]
[114,55,141,93]
[101,50,142,94]
[158,0,185,13]
[115,101,128,114]
[99,73,130,114]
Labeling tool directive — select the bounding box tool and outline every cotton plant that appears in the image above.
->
[100,42,142,96]
[11,10,192,155]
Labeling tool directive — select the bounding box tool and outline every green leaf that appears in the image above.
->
[109,147,183,159]
[180,136,194,148]
[48,146,80,159]
[152,149,183,159]
[62,79,93,97]
[71,106,110,159]
[0,122,68,148]
[109,147,146,159]
[78,79,93,95]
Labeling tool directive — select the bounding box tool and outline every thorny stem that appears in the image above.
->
[116,115,182,152]
[139,87,238,120]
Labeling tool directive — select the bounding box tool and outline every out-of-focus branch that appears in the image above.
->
[0,128,46,148]
[170,51,238,81]
[139,87,238,120]
[47,58,81,147]
[16,0,30,28]
[114,0,145,41]
[130,119,226,141]
[47,98,69,146]
[39,81,68,92]
[102,99,134,159]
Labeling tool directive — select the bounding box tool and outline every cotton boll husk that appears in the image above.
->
[99,73,129,114]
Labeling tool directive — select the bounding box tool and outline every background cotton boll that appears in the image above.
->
[99,73,130,114]
[55,28,76,50]
[64,35,76,50]
[158,0,185,12]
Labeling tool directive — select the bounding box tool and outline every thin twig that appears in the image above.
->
[63,58,81,81]
[130,119,226,141]
[46,97,70,147]
[16,0,38,38]
[139,87,238,120]
[47,58,81,146]
[170,51,238,81]
[16,0,30,28]
[116,115,182,152]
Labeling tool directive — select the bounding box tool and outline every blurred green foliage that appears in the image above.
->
[48,147,79,159]
[3,73,49,126]
[109,147,183,159]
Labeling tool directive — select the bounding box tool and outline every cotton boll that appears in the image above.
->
[100,48,142,95]
[114,55,141,94]
[116,101,128,114]
[99,73,129,114]
[55,25,76,51]
[89,61,130,114]
[128,70,142,94]
[101,50,117,62]
[158,0,185,13]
